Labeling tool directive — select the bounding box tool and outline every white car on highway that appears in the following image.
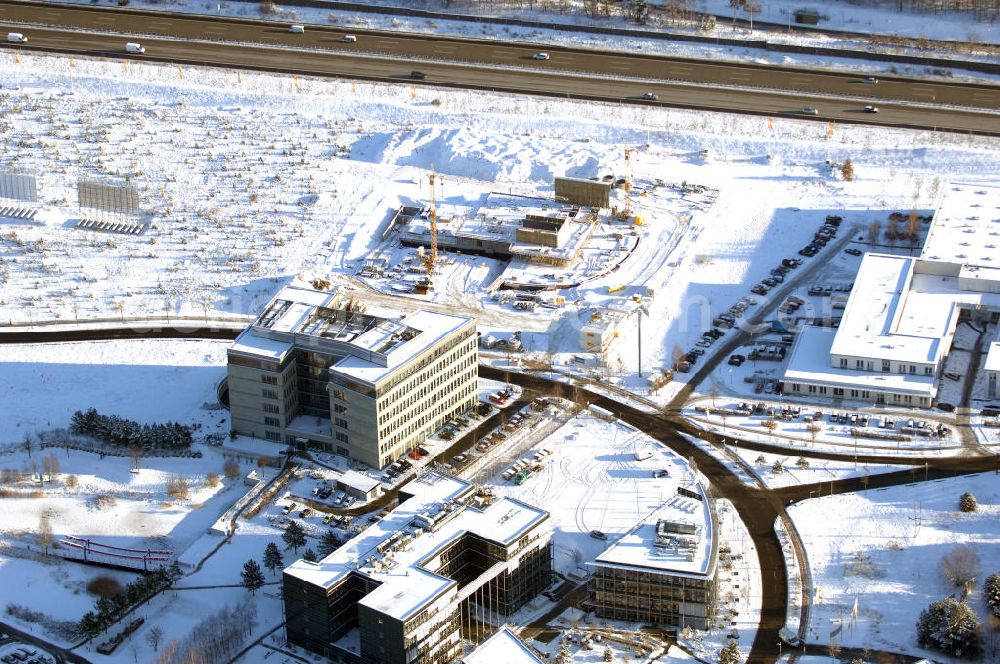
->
[531,52,550,60]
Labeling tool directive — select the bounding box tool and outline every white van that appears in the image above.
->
[341,34,357,42]
[288,24,305,33]
[125,42,145,54]
[7,33,27,43]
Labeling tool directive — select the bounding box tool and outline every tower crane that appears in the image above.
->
[422,171,438,276]
[622,147,637,219]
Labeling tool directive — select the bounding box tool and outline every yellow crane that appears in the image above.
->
[422,171,438,276]
[622,147,637,219]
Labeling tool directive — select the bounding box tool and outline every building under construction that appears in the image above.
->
[398,192,599,267]
[284,473,552,664]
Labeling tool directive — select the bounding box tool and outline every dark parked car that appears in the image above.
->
[728,354,745,366]
[590,530,607,540]
[845,247,863,256]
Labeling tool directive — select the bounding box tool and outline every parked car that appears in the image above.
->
[590,530,607,540]
[751,284,768,295]
[845,247,863,256]
[728,354,745,366]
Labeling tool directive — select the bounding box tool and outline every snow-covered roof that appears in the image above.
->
[592,482,715,579]
[463,626,543,664]
[830,252,1000,368]
[284,473,549,622]
[922,182,1000,268]
[986,339,1000,374]
[337,469,380,494]
[231,285,474,385]
[228,326,293,361]
[784,326,937,398]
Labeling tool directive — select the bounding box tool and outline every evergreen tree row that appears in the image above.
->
[77,565,181,639]
[70,408,193,450]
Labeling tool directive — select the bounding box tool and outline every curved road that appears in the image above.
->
[1,1,998,134]
[3,324,998,662]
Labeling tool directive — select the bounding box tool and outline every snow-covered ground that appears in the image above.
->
[0,339,230,443]
[790,472,1000,659]
[1,50,997,402]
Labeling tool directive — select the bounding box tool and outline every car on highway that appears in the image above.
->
[864,105,879,113]
[641,92,658,100]
[342,34,357,42]
[862,76,879,84]
[7,32,27,43]
[288,24,305,33]
[410,70,426,79]
[801,106,819,115]
[125,42,145,54]
[531,52,550,60]
[845,247,863,256]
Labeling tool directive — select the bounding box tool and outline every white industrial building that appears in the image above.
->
[783,183,1000,407]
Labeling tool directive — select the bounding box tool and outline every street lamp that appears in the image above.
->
[633,303,649,377]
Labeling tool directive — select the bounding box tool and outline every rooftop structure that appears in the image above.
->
[462,626,543,664]
[284,473,552,664]
[228,285,477,468]
[783,182,1000,408]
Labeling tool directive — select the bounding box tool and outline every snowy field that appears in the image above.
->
[0,339,230,444]
[790,472,1000,660]
[0,50,997,406]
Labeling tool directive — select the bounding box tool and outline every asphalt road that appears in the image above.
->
[2,1,999,134]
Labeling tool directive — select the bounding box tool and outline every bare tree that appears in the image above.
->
[23,433,33,458]
[762,419,778,441]
[868,221,881,246]
[146,626,164,652]
[38,513,53,553]
[940,545,981,587]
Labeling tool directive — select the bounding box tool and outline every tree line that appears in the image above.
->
[70,408,193,450]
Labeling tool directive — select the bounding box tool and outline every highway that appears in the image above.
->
[1,0,999,134]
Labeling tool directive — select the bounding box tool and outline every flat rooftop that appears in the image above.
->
[230,285,473,384]
[593,483,715,579]
[922,182,1000,267]
[785,326,937,398]
[284,473,549,622]
[493,411,716,577]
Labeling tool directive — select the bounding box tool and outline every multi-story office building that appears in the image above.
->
[783,183,1000,408]
[590,481,718,630]
[227,285,478,468]
[283,473,552,664]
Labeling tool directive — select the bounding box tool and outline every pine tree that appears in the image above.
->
[318,531,340,558]
[720,641,742,664]
[960,492,977,513]
[241,560,265,595]
[263,542,284,575]
[915,597,980,657]
[303,548,317,562]
[985,574,1000,618]
[282,521,306,553]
